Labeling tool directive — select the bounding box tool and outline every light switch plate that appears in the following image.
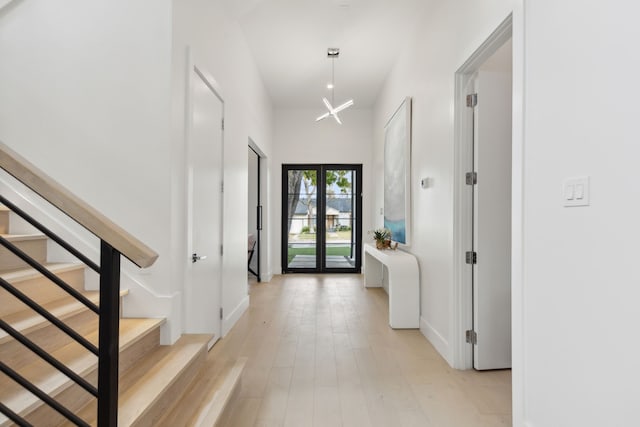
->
[563,176,590,207]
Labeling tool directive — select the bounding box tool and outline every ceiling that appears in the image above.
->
[222,0,429,109]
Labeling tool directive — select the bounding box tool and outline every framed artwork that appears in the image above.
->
[384,96,411,245]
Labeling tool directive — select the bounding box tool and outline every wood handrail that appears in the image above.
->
[0,142,158,268]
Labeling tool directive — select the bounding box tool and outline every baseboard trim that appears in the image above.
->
[420,316,453,366]
[222,295,249,337]
[260,273,273,282]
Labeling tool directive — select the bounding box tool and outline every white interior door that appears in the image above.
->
[472,68,512,370]
[185,65,223,347]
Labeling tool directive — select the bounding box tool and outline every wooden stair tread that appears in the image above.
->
[117,334,210,426]
[0,233,49,273]
[72,334,210,426]
[0,318,165,422]
[0,262,87,318]
[193,357,247,427]
[159,356,247,427]
[0,289,130,344]
[0,208,217,426]
[0,262,84,283]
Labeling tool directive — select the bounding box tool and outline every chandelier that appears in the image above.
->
[316,48,354,124]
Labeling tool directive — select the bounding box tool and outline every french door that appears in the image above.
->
[282,164,362,273]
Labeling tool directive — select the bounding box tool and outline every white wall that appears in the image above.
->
[520,1,640,425]
[0,1,173,254]
[373,0,515,363]
[272,108,373,273]
[0,0,178,334]
[0,0,272,342]
[171,0,273,337]
[376,0,640,425]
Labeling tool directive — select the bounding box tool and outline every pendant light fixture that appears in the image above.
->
[316,48,354,124]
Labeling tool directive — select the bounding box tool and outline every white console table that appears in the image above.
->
[363,243,419,329]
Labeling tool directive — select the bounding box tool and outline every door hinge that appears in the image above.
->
[221,118,225,130]
[465,172,477,185]
[221,181,224,193]
[220,307,223,320]
[220,244,224,256]
[466,329,477,345]
[465,251,477,264]
[466,93,477,108]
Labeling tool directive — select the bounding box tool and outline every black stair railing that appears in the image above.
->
[0,142,158,427]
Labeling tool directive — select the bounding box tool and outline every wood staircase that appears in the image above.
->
[0,205,246,426]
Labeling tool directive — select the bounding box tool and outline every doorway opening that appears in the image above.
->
[454,15,513,370]
[282,164,362,273]
[248,145,262,282]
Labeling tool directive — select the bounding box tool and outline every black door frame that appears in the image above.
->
[282,163,362,274]
[249,146,261,281]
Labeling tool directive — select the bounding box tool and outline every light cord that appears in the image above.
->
[331,57,335,105]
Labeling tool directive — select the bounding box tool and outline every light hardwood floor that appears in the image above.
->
[212,274,511,427]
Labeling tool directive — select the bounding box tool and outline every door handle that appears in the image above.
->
[192,253,208,263]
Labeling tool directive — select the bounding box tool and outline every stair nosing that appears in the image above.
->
[0,233,47,241]
[0,262,85,283]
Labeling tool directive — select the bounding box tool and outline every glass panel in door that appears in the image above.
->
[286,169,317,270]
[324,168,357,270]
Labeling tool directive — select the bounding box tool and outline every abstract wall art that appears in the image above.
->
[384,96,411,245]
